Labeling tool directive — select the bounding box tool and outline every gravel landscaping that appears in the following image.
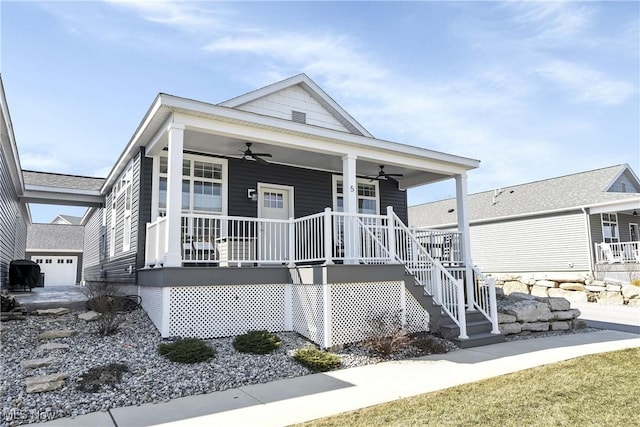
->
[0,308,454,426]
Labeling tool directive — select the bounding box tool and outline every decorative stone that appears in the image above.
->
[20,356,59,369]
[585,285,606,292]
[495,287,505,297]
[503,281,529,295]
[551,321,571,331]
[36,308,71,316]
[621,285,640,299]
[39,330,76,340]
[520,322,550,332]
[559,282,585,291]
[606,284,622,292]
[627,299,640,308]
[530,286,549,298]
[547,297,571,312]
[498,313,517,324]
[591,280,606,287]
[503,300,554,322]
[38,343,70,351]
[548,288,588,303]
[523,278,537,286]
[597,291,624,306]
[24,373,67,393]
[535,280,558,288]
[499,322,522,335]
[572,319,587,329]
[506,292,536,302]
[78,311,101,321]
[554,309,581,320]
[543,273,587,283]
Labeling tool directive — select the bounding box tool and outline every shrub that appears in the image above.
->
[233,330,282,354]
[408,332,452,354]
[83,283,128,336]
[293,347,341,373]
[77,363,129,393]
[364,310,412,357]
[158,338,216,363]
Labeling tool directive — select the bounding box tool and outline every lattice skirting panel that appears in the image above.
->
[138,286,165,333]
[168,285,287,338]
[137,282,430,347]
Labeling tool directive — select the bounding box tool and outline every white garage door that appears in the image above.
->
[33,256,78,286]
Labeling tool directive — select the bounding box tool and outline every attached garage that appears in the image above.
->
[32,255,78,286]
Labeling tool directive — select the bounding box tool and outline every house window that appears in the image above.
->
[333,176,379,215]
[158,154,225,216]
[66,259,73,264]
[57,259,64,264]
[630,223,639,242]
[45,259,52,264]
[36,259,42,264]
[601,213,619,243]
[263,192,284,209]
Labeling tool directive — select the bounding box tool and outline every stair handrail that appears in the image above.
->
[389,210,468,339]
[470,265,501,334]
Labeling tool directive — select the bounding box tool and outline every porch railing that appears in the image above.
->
[410,227,463,266]
[594,241,640,264]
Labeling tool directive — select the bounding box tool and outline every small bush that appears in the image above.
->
[233,330,282,354]
[364,310,412,357]
[83,283,128,336]
[409,332,452,354]
[158,338,216,363]
[293,347,341,373]
[77,363,129,393]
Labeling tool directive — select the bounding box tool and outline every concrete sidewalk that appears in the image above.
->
[573,302,640,334]
[26,329,640,427]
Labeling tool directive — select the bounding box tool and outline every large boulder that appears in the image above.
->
[547,297,571,311]
[521,322,550,332]
[535,280,558,288]
[627,299,640,308]
[621,285,640,300]
[548,288,588,303]
[503,281,529,295]
[530,286,549,298]
[585,285,606,292]
[502,300,554,322]
[506,292,536,302]
[606,284,622,292]
[498,313,517,324]
[559,282,585,291]
[499,322,522,335]
[554,309,581,320]
[597,291,624,306]
[551,321,571,331]
[24,373,67,393]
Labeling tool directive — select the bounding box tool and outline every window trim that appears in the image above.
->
[332,175,380,215]
[601,213,620,243]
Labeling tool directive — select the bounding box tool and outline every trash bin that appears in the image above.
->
[8,260,41,292]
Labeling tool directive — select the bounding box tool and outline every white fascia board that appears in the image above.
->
[26,249,82,253]
[0,77,25,194]
[80,206,98,226]
[587,198,640,214]
[23,185,101,196]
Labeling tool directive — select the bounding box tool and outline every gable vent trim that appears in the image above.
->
[291,110,307,124]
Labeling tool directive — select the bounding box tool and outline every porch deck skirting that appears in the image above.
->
[137,265,429,348]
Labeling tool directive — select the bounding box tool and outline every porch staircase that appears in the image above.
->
[404,277,505,348]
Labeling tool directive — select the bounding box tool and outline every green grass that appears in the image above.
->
[297,348,640,427]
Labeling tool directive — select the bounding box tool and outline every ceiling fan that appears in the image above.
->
[368,165,404,182]
[240,142,272,165]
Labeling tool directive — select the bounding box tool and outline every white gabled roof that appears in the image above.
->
[219,74,373,137]
[409,164,640,227]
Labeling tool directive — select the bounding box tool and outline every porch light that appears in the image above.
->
[248,189,257,201]
[633,209,638,216]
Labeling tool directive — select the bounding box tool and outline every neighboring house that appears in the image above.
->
[51,214,83,225]
[0,75,29,288]
[409,164,640,282]
[77,73,500,347]
[26,223,84,286]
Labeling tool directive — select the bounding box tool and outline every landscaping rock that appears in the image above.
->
[547,297,571,311]
[548,288,588,303]
[596,291,624,306]
[530,286,549,297]
[499,322,522,335]
[498,313,517,324]
[503,281,529,295]
[550,321,571,331]
[38,343,70,351]
[621,285,640,299]
[39,330,76,340]
[606,284,622,292]
[24,373,67,393]
[627,299,640,308]
[20,357,59,369]
[503,300,554,322]
[507,292,536,302]
[520,322,550,332]
[535,280,558,288]
[559,282,585,291]
[585,285,606,292]
[572,319,587,329]
[78,311,101,322]
[554,309,581,320]
[36,308,71,316]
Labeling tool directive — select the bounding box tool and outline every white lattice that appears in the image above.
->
[138,286,164,332]
[168,285,286,338]
[405,290,430,333]
[329,281,406,346]
[291,284,325,347]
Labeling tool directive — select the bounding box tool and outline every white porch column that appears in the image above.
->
[164,123,185,267]
[342,154,358,264]
[455,173,474,309]
[150,154,160,222]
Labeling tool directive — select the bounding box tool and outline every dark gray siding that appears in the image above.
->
[83,208,102,270]
[227,158,407,219]
[0,144,28,288]
[136,148,152,270]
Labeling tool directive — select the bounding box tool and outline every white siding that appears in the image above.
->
[470,213,590,272]
[236,85,351,133]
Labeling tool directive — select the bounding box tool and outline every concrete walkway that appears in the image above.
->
[26,329,640,427]
[572,302,640,334]
[10,286,87,312]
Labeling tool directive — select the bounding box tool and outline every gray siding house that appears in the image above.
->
[0,75,29,288]
[409,164,640,281]
[77,74,503,347]
[26,223,85,286]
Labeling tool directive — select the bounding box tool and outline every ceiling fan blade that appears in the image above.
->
[251,153,272,157]
[254,155,269,165]
[386,173,404,177]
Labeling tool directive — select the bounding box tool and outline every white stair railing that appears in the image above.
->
[470,265,501,334]
[389,209,468,339]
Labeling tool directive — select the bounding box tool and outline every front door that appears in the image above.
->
[258,184,294,262]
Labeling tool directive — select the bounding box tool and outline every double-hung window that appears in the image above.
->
[333,176,379,215]
[601,213,619,243]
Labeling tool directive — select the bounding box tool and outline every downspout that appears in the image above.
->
[582,207,594,277]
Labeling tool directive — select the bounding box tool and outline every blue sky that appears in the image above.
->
[2,1,638,223]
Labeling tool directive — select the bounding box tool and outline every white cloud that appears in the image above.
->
[536,60,636,105]
[20,152,67,172]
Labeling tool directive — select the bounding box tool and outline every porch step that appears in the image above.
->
[403,278,443,334]
[439,310,505,349]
